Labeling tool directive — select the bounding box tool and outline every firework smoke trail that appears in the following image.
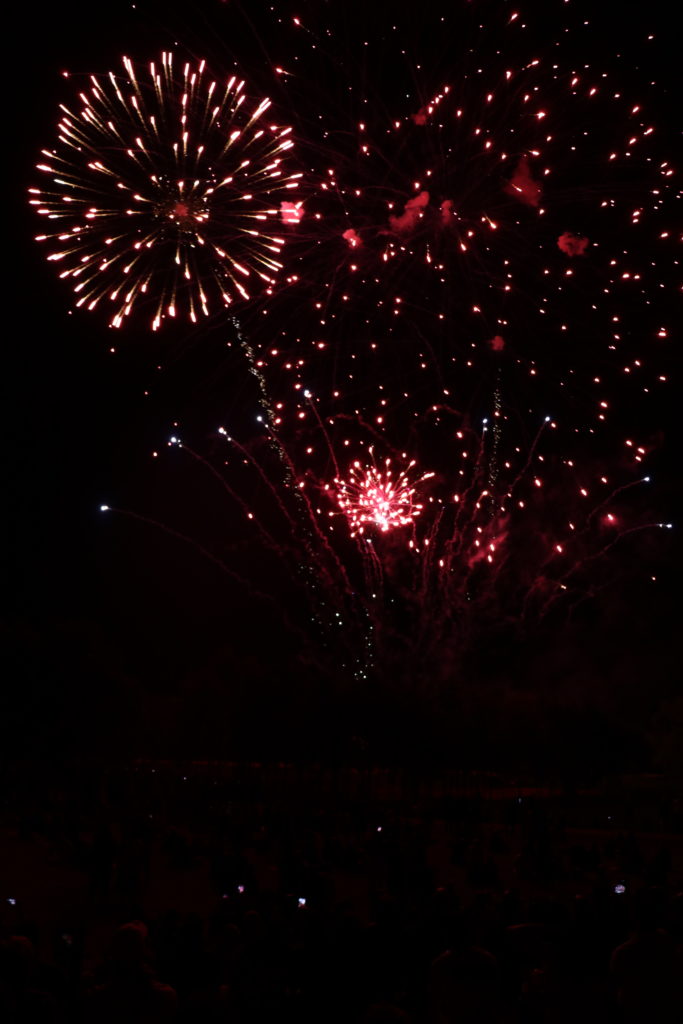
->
[99,503,273,606]
[215,418,365,648]
[532,501,673,621]
[168,434,287,562]
[99,498,315,650]
[237,324,336,555]
[223,320,374,675]
[30,52,301,329]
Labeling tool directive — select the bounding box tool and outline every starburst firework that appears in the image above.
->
[29,51,301,330]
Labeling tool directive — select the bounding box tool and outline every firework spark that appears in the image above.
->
[30,51,301,329]
[240,4,676,463]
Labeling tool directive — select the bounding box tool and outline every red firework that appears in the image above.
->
[331,452,434,536]
[29,52,301,330]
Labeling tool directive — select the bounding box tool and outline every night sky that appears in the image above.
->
[6,0,681,771]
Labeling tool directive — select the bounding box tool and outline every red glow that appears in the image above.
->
[411,106,430,126]
[173,202,190,219]
[280,201,304,225]
[388,191,430,234]
[504,155,542,207]
[440,199,455,226]
[558,231,590,257]
[342,228,362,248]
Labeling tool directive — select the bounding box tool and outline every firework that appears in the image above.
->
[332,452,434,536]
[29,51,301,330]
[50,2,673,687]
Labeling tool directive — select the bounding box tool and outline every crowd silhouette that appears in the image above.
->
[1,763,682,1022]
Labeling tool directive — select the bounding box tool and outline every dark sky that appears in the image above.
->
[5,0,680,766]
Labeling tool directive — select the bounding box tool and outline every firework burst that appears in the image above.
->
[332,451,434,536]
[29,51,301,330]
